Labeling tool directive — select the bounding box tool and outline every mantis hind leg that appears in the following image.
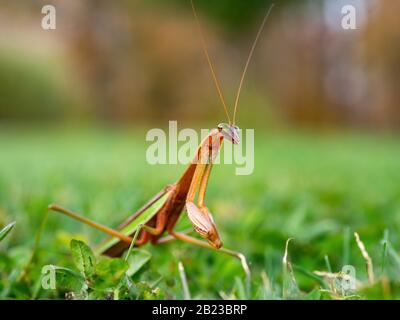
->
[48,204,134,243]
[152,229,193,244]
[169,230,251,293]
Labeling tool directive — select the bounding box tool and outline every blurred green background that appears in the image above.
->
[1,0,400,299]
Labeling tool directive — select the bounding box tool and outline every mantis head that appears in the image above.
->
[218,123,240,145]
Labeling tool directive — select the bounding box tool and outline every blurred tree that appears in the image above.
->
[360,0,400,128]
[1,0,399,130]
[153,0,294,32]
[0,53,72,121]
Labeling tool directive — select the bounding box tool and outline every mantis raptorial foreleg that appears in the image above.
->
[183,161,251,288]
[198,163,212,207]
[186,161,223,247]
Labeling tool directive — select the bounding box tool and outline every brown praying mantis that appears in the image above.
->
[48,1,274,285]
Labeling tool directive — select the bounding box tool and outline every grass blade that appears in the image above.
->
[20,210,49,282]
[380,229,389,275]
[125,248,151,277]
[178,261,191,300]
[324,255,332,273]
[234,277,247,300]
[282,238,299,299]
[342,226,350,266]
[354,232,374,284]
[0,221,16,242]
[293,264,326,287]
[387,244,400,269]
[124,226,142,262]
[260,271,273,299]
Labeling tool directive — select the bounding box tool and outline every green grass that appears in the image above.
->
[1,126,400,299]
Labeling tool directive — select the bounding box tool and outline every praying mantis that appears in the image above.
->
[49,1,274,285]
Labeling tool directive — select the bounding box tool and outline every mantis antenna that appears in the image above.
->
[233,3,274,124]
[191,0,231,124]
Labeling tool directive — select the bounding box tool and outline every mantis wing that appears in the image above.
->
[95,190,171,256]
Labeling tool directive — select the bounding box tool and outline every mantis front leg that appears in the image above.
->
[186,163,222,248]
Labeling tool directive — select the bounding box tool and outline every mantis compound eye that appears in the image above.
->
[217,123,240,144]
